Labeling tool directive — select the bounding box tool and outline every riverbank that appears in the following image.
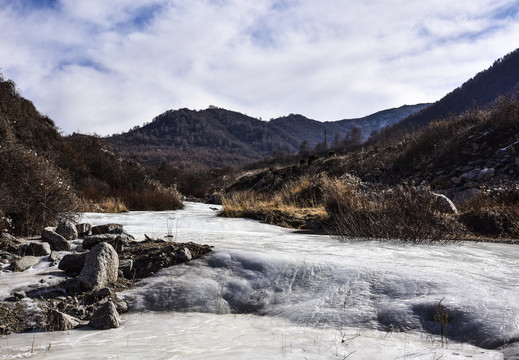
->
[0,222,212,336]
[220,175,519,243]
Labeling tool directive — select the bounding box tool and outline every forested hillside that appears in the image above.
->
[106,104,427,168]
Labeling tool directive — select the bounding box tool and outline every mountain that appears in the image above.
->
[376,47,519,142]
[105,104,428,168]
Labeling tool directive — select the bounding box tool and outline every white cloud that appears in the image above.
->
[0,0,518,134]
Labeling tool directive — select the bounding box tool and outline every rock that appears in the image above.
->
[82,234,119,250]
[515,157,519,166]
[175,247,192,262]
[56,220,78,240]
[0,251,16,263]
[11,256,39,272]
[42,228,71,251]
[79,243,119,291]
[46,310,81,331]
[20,242,51,257]
[112,296,129,314]
[450,176,462,185]
[452,188,482,205]
[83,234,132,252]
[459,169,480,182]
[13,291,26,299]
[76,223,92,237]
[91,224,123,235]
[58,252,88,274]
[433,193,458,214]
[48,251,60,263]
[477,167,495,181]
[91,287,112,299]
[88,301,120,329]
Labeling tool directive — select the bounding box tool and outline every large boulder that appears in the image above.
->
[88,301,120,329]
[82,234,118,250]
[20,242,51,256]
[11,256,39,272]
[56,220,78,240]
[58,252,88,274]
[79,243,119,291]
[46,310,81,331]
[91,224,123,235]
[42,228,71,251]
[83,233,133,252]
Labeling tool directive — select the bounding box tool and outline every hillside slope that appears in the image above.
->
[376,47,519,142]
[0,76,182,235]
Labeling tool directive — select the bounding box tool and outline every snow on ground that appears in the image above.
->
[1,203,518,359]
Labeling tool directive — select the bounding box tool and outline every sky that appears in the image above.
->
[1,0,519,136]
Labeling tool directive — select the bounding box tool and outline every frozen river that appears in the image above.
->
[1,202,518,359]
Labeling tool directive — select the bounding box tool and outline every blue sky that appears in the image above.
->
[1,0,519,135]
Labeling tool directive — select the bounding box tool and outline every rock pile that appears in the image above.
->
[0,220,212,335]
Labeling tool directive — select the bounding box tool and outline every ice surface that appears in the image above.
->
[1,202,518,359]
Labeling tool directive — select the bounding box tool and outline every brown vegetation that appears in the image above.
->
[0,75,183,235]
[221,170,519,242]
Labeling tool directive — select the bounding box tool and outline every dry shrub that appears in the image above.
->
[277,175,326,208]
[323,176,459,242]
[0,142,78,235]
[458,185,519,238]
[119,183,183,211]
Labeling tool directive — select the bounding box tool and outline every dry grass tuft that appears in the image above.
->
[81,197,129,213]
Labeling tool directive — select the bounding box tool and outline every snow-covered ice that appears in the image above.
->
[1,202,518,359]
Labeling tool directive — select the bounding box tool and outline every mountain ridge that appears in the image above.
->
[106,103,428,168]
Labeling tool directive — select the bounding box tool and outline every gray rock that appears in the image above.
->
[91,287,112,299]
[56,220,78,240]
[42,228,71,251]
[21,242,51,256]
[452,188,482,206]
[48,251,60,263]
[88,301,120,330]
[91,224,123,235]
[13,291,26,299]
[58,252,88,274]
[459,169,480,182]
[477,167,495,181]
[450,176,462,185]
[47,310,81,331]
[79,243,119,291]
[82,234,119,250]
[76,223,92,237]
[11,256,39,272]
[112,296,129,314]
[176,247,192,262]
